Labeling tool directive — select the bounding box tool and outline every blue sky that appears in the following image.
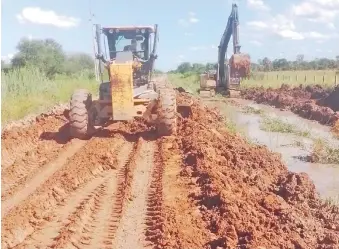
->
[2,0,339,71]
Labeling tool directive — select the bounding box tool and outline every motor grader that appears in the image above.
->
[68,24,178,139]
[199,3,251,98]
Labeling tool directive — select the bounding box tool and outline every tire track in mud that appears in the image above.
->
[1,135,128,249]
[112,138,156,249]
[1,115,68,171]
[1,140,87,218]
[83,139,139,249]
[9,137,142,249]
[144,140,165,247]
[1,138,68,198]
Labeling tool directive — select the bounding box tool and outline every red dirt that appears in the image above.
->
[2,86,339,249]
[241,84,339,126]
[157,92,339,249]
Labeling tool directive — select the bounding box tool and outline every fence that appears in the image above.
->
[245,71,338,87]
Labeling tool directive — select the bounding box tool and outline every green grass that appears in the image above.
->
[168,70,338,90]
[242,106,265,115]
[1,67,98,124]
[324,195,339,207]
[241,70,338,89]
[168,74,200,94]
[310,138,339,164]
[260,116,311,137]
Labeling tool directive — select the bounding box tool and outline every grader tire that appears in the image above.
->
[157,88,177,136]
[69,89,94,139]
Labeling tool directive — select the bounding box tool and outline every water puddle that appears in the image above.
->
[204,99,339,199]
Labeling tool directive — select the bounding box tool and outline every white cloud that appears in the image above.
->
[276,30,304,40]
[178,12,199,27]
[184,32,193,36]
[1,53,15,63]
[16,7,80,28]
[247,0,270,11]
[250,40,263,46]
[247,21,269,30]
[291,0,339,23]
[247,13,337,41]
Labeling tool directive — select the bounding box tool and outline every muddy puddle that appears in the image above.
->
[204,98,339,200]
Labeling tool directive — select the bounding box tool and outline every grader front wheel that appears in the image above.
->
[156,88,177,136]
[69,89,95,139]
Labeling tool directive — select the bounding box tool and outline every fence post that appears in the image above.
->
[304,75,307,82]
[296,75,298,82]
[323,75,325,83]
[314,75,316,83]
[277,74,278,80]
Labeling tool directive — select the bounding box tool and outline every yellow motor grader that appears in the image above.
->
[69,24,178,139]
[200,4,251,98]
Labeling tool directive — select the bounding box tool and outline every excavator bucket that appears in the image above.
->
[230,53,251,76]
[109,63,134,120]
[228,53,250,98]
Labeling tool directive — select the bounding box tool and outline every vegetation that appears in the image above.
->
[1,38,98,123]
[260,116,311,137]
[310,138,339,164]
[169,55,339,89]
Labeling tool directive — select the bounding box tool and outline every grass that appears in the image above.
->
[324,195,339,207]
[242,106,265,115]
[1,67,98,124]
[168,74,200,94]
[260,116,311,137]
[310,138,339,164]
[168,70,338,91]
[241,70,338,89]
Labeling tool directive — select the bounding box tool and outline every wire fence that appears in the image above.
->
[244,71,338,87]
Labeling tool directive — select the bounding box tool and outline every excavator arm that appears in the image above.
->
[218,4,238,88]
[199,3,250,97]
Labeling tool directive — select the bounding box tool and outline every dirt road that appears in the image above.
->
[2,89,339,249]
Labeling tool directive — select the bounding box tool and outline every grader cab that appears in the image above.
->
[68,24,178,139]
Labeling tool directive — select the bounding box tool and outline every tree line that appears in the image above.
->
[1,38,95,79]
[170,54,339,75]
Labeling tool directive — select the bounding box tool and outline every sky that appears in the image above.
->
[1,0,339,71]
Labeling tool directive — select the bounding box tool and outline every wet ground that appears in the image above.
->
[205,98,339,200]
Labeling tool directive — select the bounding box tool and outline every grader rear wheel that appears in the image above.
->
[156,88,177,136]
[69,89,95,139]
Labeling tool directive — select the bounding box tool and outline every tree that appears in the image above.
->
[63,53,94,76]
[176,62,192,74]
[11,38,65,78]
[262,57,272,71]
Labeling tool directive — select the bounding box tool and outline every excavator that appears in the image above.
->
[199,3,251,98]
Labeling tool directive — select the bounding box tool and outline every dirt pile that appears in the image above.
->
[242,84,339,126]
[159,91,339,248]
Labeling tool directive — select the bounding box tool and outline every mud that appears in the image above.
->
[241,84,339,128]
[2,85,339,249]
[163,92,339,248]
[206,99,339,200]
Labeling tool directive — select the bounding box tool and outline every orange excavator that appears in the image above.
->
[199,3,251,98]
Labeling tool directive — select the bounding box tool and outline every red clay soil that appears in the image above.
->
[158,91,339,249]
[241,84,339,126]
[2,89,339,249]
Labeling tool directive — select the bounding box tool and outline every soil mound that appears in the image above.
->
[241,85,339,126]
[170,92,339,249]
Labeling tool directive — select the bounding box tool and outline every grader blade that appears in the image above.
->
[109,63,134,120]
